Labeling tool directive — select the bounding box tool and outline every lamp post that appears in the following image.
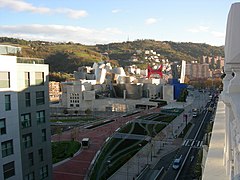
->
[137,144,142,175]
[106,156,111,179]
[149,139,153,162]
[183,114,188,130]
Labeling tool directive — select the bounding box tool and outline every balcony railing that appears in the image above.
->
[17,57,44,64]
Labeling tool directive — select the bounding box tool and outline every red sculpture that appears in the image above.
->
[147,64,163,78]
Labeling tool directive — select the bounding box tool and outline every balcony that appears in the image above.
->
[202,101,228,180]
[203,3,240,179]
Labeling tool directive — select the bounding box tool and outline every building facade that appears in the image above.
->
[185,63,210,79]
[49,81,61,102]
[0,55,52,180]
[203,3,240,179]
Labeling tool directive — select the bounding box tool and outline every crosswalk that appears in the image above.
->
[182,139,203,148]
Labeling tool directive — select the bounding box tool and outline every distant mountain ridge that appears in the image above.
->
[0,37,224,73]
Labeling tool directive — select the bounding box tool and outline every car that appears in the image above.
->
[192,108,199,117]
[172,155,182,169]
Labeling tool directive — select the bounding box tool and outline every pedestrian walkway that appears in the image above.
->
[109,92,209,180]
[52,107,160,180]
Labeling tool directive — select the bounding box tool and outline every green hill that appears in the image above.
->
[0,37,224,73]
[96,39,224,67]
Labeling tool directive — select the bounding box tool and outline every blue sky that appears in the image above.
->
[0,0,237,46]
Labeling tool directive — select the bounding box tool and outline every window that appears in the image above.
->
[25,92,31,107]
[42,129,46,142]
[22,133,32,149]
[36,111,45,124]
[25,72,30,87]
[28,152,34,167]
[0,118,6,135]
[3,161,15,179]
[5,95,11,111]
[35,72,44,85]
[0,71,10,88]
[1,140,13,157]
[38,149,43,162]
[36,91,45,105]
[39,165,48,180]
[21,113,31,128]
[24,172,34,180]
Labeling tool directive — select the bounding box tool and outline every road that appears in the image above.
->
[176,99,217,180]
[161,99,216,180]
[139,93,217,180]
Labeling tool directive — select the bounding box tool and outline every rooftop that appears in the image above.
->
[17,57,44,64]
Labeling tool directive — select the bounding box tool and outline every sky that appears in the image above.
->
[0,0,238,46]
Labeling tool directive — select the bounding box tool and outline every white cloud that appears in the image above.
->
[0,24,123,45]
[0,0,88,19]
[0,0,50,13]
[112,9,122,13]
[211,31,225,38]
[187,28,199,33]
[145,18,157,25]
[187,25,209,33]
[199,26,209,32]
[55,8,88,19]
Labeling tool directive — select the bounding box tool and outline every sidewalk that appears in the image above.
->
[109,92,208,180]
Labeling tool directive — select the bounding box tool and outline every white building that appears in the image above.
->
[0,55,52,180]
[203,3,240,180]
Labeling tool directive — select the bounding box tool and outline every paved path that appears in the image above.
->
[52,108,160,180]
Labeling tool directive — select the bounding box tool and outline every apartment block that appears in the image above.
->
[185,63,210,79]
[0,55,52,180]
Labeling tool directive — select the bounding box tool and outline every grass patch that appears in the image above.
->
[155,124,167,133]
[155,115,176,123]
[50,116,96,123]
[194,149,203,178]
[90,138,147,180]
[139,113,165,120]
[52,141,81,164]
[161,108,184,116]
[131,123,148,135]
[118,123,132,133]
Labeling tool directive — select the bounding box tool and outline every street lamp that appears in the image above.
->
[137,144,142,175]
[107,160,111,177]
[183,114,188,134]
[106,156,111,179]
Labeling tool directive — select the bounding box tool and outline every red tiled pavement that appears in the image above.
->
[52,108,161,180]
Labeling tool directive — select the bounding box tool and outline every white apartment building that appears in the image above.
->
[0,55,52,180]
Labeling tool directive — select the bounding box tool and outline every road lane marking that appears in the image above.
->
[197,141,200,147]
[182,140,186,146]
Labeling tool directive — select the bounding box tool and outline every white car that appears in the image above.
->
[172,155,182,169]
